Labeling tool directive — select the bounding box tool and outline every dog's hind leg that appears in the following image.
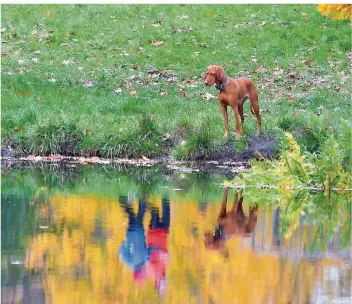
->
[249,89,261,136]
[238,103,245,132]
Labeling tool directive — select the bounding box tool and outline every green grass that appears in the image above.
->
[1,4,351,159]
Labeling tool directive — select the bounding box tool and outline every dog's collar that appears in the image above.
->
[215,75,229,92]
[213,225,226,241]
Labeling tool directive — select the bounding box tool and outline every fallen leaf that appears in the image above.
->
[206,11,212,17]
[305,58,312,65]
[180,89,186,96]
[151,40,165,46]
[160,91,168,96]
[83,81,94,88]
[256,65,266,73]
[200,92,217,101]
[61,60,74,65]
[141,155,150,161]
[46,11,53,17]
[129,89,137,96]
[17,90,31,96]
[68,31,77,35]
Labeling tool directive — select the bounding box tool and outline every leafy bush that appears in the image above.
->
[230,132,352,192]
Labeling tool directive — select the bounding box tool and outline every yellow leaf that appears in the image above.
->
[46,11,53,17]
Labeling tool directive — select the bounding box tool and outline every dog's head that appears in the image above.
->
[204,65,225,86]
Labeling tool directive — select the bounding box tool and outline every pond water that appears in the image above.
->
[1,164,351,304]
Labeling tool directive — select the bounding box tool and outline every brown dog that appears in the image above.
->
[204,65,261,140]
[204,187,258,251]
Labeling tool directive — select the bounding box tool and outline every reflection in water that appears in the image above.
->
[204,187,258,251]
[119,196,170,295]
[1,166,351,304]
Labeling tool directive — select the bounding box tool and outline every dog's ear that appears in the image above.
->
[216,66,225,81]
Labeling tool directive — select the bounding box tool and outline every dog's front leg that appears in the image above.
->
[233,105,241,140]
[220,105,229,139]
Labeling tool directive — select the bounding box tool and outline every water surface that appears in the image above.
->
[1,164,351,304]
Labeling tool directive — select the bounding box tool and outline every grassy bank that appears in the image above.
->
[1,5,351,159]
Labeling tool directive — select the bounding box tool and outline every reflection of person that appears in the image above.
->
[119,196,170,295]
[118,196,150,272]
[204,187,258,251]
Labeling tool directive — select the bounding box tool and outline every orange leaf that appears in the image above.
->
[17,90,31,96]
[305,58,312,65]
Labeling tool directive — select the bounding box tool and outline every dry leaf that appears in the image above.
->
[256,65,266,73]
[305,58,312,65]
[180,89,186,96]
[151,40,165,46]
[129,89,137,96]
[141,155,150,161]
[46,11,53,17]
[17,90,31,96]
[206,11,212,17]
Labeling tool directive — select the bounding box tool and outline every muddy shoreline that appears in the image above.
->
[1,135,278,175]
[0,154,250,177]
